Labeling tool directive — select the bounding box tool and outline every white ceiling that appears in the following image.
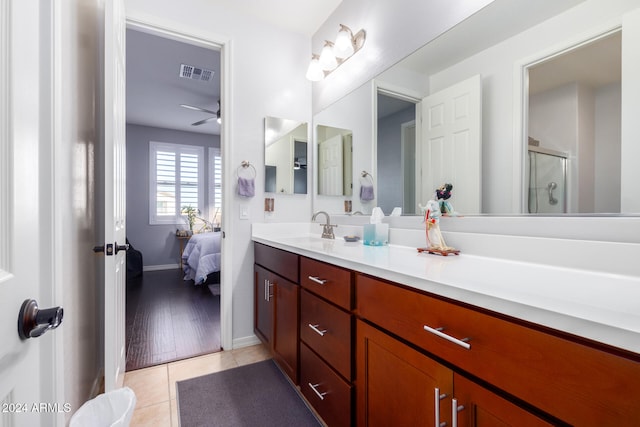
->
[209,0,342,37]
[126,29,222,135]
[126,0,342,136]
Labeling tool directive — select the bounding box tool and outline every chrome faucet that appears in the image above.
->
[311,211,337,239]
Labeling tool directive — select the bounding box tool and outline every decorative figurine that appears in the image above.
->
[435,183,456,215]
[417,184,460,256]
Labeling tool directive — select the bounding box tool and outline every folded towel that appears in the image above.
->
[360,184,374,201]
[237,177,255,197]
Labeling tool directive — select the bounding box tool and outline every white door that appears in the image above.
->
[103,0,127,391]
[318,134,344,196]
[420,75,482,213]
[0,0,57,425]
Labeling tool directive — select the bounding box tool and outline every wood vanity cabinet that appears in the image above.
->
[356,320,551,427]
[356,273,640,426]
[253,242,640,426]
[253,243,300,384]
[299,257,354,427]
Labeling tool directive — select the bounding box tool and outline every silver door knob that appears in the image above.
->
[18,299,64,339]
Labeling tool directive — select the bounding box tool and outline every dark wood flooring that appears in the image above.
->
[125,269,221,371]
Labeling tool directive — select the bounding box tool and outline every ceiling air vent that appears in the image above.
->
[179,63,214,82]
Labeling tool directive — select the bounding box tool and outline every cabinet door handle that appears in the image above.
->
[434,388,448,427]
[423,325,471,350]
[266,280,273,302]
[308,276,328,285]
[308,323,327,336]
[308,382,327,400]
[452,398,464,427]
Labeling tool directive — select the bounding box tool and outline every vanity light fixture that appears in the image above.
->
[306,24,366,81]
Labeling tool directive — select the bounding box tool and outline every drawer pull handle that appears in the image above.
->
[308,323,327,336]
[452,398,465,427]
[435,388,448,427]
[308,276,328,285]
[423,325,471,350]
[308,382,327,400]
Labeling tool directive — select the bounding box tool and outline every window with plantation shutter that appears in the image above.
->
[149,141,204,225]
[208,147,222,226]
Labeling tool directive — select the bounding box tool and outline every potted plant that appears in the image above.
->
[181,205,199,234]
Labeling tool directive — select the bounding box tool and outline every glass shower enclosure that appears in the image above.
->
[527,147,567,214]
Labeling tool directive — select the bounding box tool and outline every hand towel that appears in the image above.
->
[237,177,255,197]
[360,184,374,201]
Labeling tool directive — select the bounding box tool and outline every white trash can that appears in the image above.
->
[69,387,136,427]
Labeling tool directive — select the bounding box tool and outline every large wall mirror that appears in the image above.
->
[264,116,308,194]
[312,0,640,217]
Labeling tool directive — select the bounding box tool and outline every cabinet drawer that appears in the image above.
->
[301,257,352,309]
[356,274,640,425]
[300,289,352,380]
[254,242,299,283]
[300,343,352,427]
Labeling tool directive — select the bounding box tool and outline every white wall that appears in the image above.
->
[126,0,312,346]
[621,7,640,212]
[595,83,621,212]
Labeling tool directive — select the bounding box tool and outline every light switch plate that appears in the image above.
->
[239,204,249,219]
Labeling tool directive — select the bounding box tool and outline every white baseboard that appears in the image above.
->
[143,264,179,272]
[232,335,261,350]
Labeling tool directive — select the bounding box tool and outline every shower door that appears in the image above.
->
[528,149,567,214]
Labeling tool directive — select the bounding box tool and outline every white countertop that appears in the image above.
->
[252,223,640,355]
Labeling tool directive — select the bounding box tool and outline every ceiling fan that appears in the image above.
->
[180,100,221,126]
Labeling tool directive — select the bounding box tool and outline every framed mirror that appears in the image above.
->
[264,116,308,194]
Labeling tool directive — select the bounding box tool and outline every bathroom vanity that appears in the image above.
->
[252,224,640,426]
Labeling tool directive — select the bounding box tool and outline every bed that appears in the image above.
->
[181,231,222,285]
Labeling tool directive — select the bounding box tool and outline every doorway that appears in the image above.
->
[124,25,224,370]
[376,91,418,215]
[521,29,622,214]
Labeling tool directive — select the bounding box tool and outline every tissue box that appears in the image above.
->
[363,224,389,246]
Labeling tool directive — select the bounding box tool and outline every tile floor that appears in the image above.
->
[124,344,271,426]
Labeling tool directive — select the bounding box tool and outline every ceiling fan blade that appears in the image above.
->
[191,116,218,126]
[180,104,217,115]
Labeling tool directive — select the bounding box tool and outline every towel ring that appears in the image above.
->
[237,161,257,178]
[361,170,374,183]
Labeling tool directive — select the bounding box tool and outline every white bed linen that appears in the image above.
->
[182,231,221,285]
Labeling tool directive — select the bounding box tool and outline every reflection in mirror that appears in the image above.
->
[264,117,307,194]
[526,30,621,214]
[316,124,353,196]
[377,92,417,215]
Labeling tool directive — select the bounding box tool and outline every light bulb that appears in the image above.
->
[334,25,354,58]
[319,41,338,71]
[305,56,324,81]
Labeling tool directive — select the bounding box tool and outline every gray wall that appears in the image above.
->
[126,123,220,267]
[377,106,415,215]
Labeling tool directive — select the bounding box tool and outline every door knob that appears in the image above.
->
[93,242,129,256]
[114,241,129,254]
[18,299,64,339]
